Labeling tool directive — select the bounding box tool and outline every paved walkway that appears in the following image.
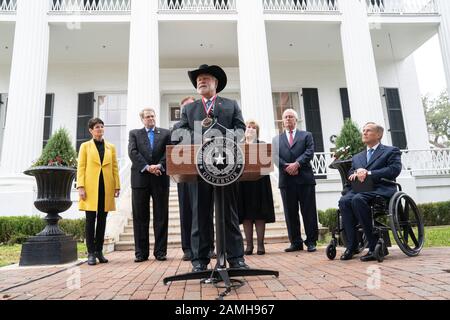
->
[1,243,450,300]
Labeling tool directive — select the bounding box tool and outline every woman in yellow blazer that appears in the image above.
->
[77,118,121,266]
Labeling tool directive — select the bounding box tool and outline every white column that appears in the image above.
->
[126,0,160,131]
[437,0,450,96]
[397,56,430,150]
[0,0,50,175]
[340,0,386,130]
[236,0,276,142]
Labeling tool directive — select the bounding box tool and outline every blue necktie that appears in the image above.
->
[148,129,154,150]
[367,148,375,163]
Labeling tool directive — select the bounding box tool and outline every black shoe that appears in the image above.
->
[307,244,317,253]
[209,250,217,260]
[245,246,254,256]
[95,252,109,264]
[87,253,97,266]
[229,261,250,270]
[134,257,149,263]
[285,244,304,253]
[340,249,355,261]
[182,252,193,262]
[156,255,167,262]
[360,251,377,262]
[257,244,266,256]
[192,264,207,273]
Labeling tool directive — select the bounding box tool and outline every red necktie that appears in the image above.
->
[289,131,294,147]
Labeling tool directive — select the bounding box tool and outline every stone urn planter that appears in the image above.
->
[19,166,78,266]
[329,159,353,193]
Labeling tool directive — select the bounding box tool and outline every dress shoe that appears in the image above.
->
[87,253,97,266]
[245,246,254,256]
[209,250,217,260]
[192,264,207,273]
[182,252,193,262]
[134,257,149,263]
[360,251,377,262]
[285,244,304,253]
[307,244,317,253]
[229,261,250,270]
[257,244,266,256]
[156,255,167,262]
[95,252,109,264]
[340,249,356,261]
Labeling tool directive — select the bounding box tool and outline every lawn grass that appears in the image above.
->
[317,226,450,248]
[0,243,87,268]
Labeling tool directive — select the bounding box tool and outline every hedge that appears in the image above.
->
[0,217,85,245]
[319,201,450,231]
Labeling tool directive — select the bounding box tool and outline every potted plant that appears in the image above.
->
[330,119,365,191]
[20,128,78,266]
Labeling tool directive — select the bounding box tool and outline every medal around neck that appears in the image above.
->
[202,116,214,128]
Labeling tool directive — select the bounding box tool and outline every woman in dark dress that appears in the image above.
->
[238,120,276,256]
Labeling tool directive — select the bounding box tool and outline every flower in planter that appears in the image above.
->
[333,146,351,161]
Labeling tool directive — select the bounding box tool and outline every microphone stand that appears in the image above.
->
[163,119,279,300]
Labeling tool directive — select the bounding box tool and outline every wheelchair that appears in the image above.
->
[326,179,425,263]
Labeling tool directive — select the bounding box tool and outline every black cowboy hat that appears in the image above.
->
[188,64,228,93]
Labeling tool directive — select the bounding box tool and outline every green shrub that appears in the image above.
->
[0,216,85,245]
[0,216,45,244]
[334,119,365,160]
[419,202,450,227]
[318,201,450,231]
[60,219,86,242]
[32,128,77,168]
[319,209,338,231]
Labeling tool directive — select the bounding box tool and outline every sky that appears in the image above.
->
[414,34,447,99]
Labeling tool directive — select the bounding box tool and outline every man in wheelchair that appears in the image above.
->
[339,122,402,262]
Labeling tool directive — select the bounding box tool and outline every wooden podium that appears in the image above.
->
[163,143,280,299]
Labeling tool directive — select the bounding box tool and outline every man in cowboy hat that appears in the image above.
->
[175,64,248,272]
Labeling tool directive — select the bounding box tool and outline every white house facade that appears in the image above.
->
[0,0,450,220]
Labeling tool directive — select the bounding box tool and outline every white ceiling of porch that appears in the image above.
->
[48,22,130,64]
[159,21,239,68]
[266,21,344,62]
[0,19,440,67]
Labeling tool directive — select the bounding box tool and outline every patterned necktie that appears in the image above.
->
[367,148,375,162]
[206,100,214,115]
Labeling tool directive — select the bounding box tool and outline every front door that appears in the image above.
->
[96,93,128,162]
[0,94,7,160]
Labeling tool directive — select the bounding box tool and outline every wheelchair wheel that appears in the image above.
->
[326,244,337,260]
[389,192,425,257]
[374,243,385,263]
[356,233,368,254]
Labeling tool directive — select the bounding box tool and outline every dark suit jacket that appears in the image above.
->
[349,144,402,198]
[175,96,246,138]
[273,130,316,188]
[128,127,171,189]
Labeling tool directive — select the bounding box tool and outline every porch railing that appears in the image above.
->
[366,0,438,15]
[0,0,16,13]
[312,149,450,178]
[49,0,131,14]
[158,0,236,13]
[263,0,340,13]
